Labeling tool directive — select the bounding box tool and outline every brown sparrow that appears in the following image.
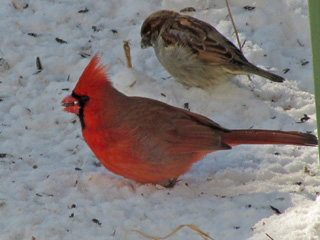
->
[141,10,284,88]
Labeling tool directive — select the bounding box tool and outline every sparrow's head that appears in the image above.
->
[140,10,178,49]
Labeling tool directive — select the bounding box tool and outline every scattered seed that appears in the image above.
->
[303,166,315,176]
[75,167,82,171]
[70,204,76,208]
[62,88,70,91]
[180,7,196,13]
[184,102,190,111]
[295,181,303,186]
[110,29,118,34]
[37,192,54,197]
[28,33,39,38]
[78,7,89,13]
[36,57,43,71]
[297,39,304,47]
[33,165,38,169]
[161,93,166,97]
[55,37,68,44]
[93,162,102,167]
[0,153,7,158]
[301,59,309,66]
[283,68,290,74]
[79,51,91,58]
[33,70,42,75]
[92,25,105,32]
[69,213,74,218]
[243,6,256,11]
[270,205,281,215]
[297,114,310,123]
[92,218,102,226]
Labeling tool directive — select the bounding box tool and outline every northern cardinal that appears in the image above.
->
[62,54,317,187]
[141,10,284,88]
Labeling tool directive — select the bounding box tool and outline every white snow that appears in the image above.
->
[0,0,319,239]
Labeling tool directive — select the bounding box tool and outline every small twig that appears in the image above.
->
[225,0,252,82]
[55,37,68,44]
[123,40,132,68]
[266,233,274,240]
[225,0,242,52]
[124,224,214,240]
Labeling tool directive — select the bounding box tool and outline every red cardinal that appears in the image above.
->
[62,54,318,187]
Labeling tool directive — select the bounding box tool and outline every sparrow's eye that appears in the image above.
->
[142,31,151,39]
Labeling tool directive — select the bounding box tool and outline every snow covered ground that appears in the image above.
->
[0,0,319,239]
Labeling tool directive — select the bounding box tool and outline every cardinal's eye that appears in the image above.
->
[72,92,90,107]
[79,95,90,103]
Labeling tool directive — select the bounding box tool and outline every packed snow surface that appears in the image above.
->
[0,0,319,239]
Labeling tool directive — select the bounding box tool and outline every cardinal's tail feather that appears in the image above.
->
[222,130,318,147]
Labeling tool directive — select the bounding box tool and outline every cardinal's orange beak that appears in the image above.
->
[61,95,80,114]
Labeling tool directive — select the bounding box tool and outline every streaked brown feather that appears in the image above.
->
[164,14,248,65]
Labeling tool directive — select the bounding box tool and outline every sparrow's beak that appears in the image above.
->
[61,95,80,114]
[141,35,152,49]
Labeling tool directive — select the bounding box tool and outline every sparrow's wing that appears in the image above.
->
[161,14,249,66]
